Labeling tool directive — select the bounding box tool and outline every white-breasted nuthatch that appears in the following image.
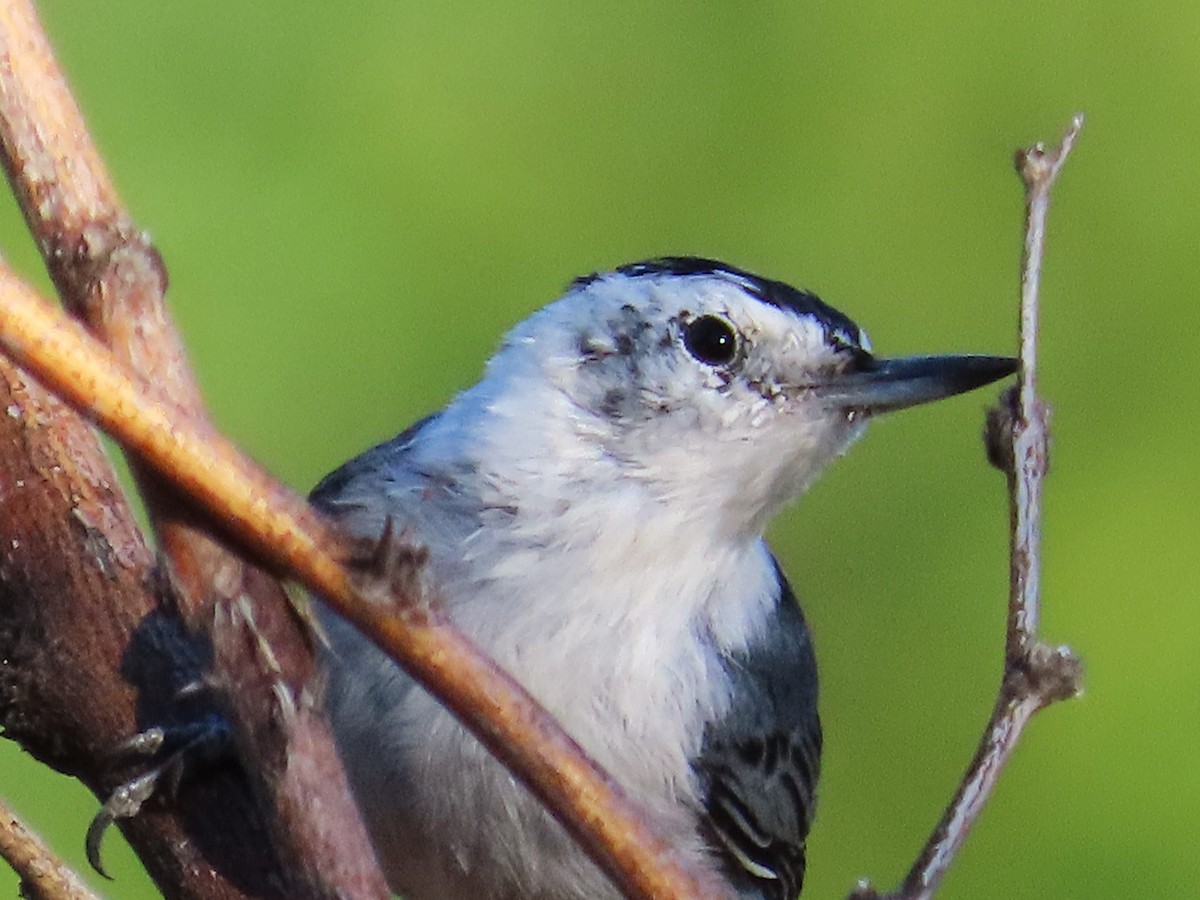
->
[313,258,1015,900]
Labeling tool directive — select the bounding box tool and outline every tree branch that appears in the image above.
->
[0,4,730,896]
[0,795,99,900]
[852,114,1086,900]
[0,260,731,898]
[0,348,299,900]
[0,1,388,896]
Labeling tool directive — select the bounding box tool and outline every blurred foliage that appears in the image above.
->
[0,1,1194,897]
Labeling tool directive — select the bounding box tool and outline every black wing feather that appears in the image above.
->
[694,558,821,900]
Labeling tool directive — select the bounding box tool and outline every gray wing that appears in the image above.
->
[308,411,467,754]
[310,414,439,515]
[309,413,479,888]
[309,413,482,552]
[694,558,821,900]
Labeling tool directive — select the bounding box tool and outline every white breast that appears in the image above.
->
[323,470,780,899]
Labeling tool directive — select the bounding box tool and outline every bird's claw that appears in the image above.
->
[87,715,232,878]
[343,516,435,617]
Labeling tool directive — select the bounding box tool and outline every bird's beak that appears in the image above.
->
[815,354,1018,415]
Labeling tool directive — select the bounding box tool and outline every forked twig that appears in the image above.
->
[852,115,1085,900]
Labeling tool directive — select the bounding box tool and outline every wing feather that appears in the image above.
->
[694,560,821,900]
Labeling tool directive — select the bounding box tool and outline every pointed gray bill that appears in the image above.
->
[816,354,1018,415]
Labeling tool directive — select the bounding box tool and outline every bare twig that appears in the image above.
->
[0,795,98,900]
[0,263,730,900]
[851,115,1086,900]
[0,2,388,896]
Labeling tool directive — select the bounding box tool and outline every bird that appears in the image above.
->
[311,257,1016,900]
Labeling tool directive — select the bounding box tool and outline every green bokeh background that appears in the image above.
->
[0,2,1193,897]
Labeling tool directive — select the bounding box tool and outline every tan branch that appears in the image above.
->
[0,4,723,895]
[0,263,730,899]
[852,115,1086,900]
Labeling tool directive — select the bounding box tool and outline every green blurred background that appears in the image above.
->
[0,1,1193,897]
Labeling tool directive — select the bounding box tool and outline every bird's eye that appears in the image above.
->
[683,315,739,366]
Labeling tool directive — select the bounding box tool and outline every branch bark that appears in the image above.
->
[851,114,1085,900]
[0,350,298,899]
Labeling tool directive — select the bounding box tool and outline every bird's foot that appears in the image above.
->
[87,713,232,878]
[342,517,436,618]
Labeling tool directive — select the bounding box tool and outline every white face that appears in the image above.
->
[480,263,873,538]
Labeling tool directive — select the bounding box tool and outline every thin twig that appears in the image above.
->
[851,115,1085,900]
[0,795,98,900]
[0,265,731,900]
[1007,116,1083,651]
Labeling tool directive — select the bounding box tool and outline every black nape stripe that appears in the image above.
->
[573,257,864,350]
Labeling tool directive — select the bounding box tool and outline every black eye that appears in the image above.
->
[683,315,739,366]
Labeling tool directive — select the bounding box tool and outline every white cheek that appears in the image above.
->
[725,395,774,429]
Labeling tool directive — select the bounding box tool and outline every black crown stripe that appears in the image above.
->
[573,257,864,350]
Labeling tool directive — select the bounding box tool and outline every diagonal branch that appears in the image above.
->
[851,114,1086,900]
[0,263,732,900]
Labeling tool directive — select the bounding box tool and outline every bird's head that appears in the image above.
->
[468,258,1016,538]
